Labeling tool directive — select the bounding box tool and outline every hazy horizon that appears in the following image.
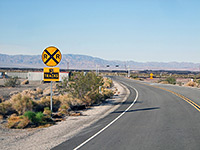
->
[1,52,200,64]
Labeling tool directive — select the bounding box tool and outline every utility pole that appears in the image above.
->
[127,66,130,78]
[96,65,99,76]
[67,61,69,71]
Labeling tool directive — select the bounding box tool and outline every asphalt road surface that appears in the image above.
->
[52,76,200,150]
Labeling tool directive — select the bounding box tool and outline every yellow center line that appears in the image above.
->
[139,82,200,112]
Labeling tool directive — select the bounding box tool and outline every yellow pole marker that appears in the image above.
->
[150,73,153,79]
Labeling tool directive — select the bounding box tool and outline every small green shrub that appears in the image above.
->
[24,111,44,125]
[24,111,36,122]
[166,77,176,85]
[130,75,138,79]
[35,112,44,123]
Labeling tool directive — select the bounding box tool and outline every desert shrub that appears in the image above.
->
[52,96,61,111]
[36,87,43,94]
[11,93,33,115]
[130,75,138,79]
[17,116,30,129]
[24,111,44,125]
[24,111,36,122]
[57,72,103,106]
[58,95,73,110]
[0,101,14,116]
[43,107,52,117]
[35,112,44,124]
[185,81,197,87]
[177,82,183,86]
[4,77,20,87]
[7,114,30,129]
[166,77,176,85]
[34,96,61,112]
[103,78,113,88]
[103,89,114,99]
[34,96,51,112]
[88,93,104,104]
[197,80,200,87]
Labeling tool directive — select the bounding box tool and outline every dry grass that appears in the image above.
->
[36,87,43,94]
[159,81,169,84]
[103,77,113,88]
[0,96,5,103]
[0,114,3,120]
[0,101,13,116]
[2,75,116,129]
[11,93,33,115]
[185,81,197,87]
[7,114,30,129]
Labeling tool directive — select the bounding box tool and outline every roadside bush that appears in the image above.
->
[58,95,73,110]
[36,87,43,94]
[43,107,52,118]
[103,89,114,99]
[130,75,138,79]
[11,93,33,115]
[17,116,30,129]
[185,81,197,87]
[166,77,176,85]
[177,81,183,86]
[57,72,103,106]
[197,80,200,87]
[34,96,61,112]
[4,77,20,87]
[87,93,104,104]
[24,111,44,125]
[103,78,113,88]
[35,96,50,111]
[35,112,44,124]
[0,101,14,116]
[7,114,30,129]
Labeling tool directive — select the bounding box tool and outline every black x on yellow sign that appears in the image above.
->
[42,46,62,67]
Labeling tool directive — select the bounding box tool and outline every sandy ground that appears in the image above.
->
[0,79,50,100]
[0,81,129,150]
[141,77,194,87]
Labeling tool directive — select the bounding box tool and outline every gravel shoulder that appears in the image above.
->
[0,81,129,150]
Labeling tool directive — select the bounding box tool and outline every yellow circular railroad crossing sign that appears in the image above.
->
[42,46,62,67]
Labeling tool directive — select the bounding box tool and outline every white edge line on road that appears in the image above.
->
[74,85,139,150]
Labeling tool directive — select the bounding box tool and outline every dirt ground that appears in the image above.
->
[142,77,193,86]
[0,79,50,101]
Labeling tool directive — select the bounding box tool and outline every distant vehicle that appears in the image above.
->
[0,72,10,79]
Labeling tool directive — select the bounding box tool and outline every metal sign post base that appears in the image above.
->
[50,81,53,112]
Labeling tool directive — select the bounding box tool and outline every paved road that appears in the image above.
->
[52,76,200,150]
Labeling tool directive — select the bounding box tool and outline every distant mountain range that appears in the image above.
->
[0,53,200,71]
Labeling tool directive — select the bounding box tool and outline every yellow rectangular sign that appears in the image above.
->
[43,67,59,81]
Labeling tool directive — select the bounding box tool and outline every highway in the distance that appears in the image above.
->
[52,76,200,150]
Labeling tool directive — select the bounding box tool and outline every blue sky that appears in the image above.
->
[0,0,200,63]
